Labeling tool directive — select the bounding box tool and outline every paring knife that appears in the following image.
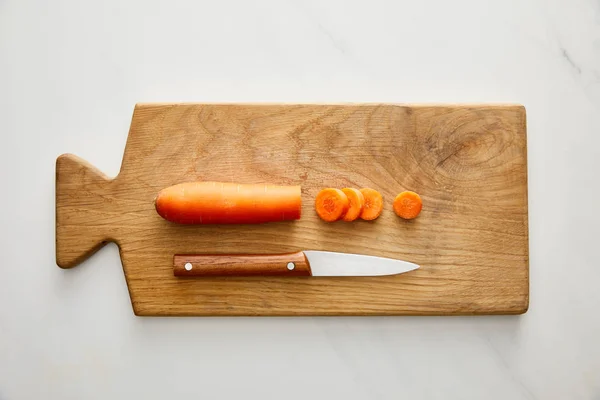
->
[173,251,419,277]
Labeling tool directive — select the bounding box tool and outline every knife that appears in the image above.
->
[173,251,419,277]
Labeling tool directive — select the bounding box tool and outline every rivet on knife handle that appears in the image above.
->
[173,252,312,277]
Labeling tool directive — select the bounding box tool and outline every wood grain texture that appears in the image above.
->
[55,103,529,316]
[173,252,311,277]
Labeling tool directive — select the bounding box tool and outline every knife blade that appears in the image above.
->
[173,251,419,277]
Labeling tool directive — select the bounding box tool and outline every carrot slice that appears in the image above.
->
[154,181,301,224]
[359,188,383,220]
[341,188,365,222]
[315,188,349,222]
[393,191,422,219]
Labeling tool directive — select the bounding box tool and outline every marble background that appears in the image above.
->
[1,0,599,399]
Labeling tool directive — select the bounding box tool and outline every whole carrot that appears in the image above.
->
[154,181,302,224]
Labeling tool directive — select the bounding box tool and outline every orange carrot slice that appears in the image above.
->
[341,188,365,222]
[393,191,422,219]
[359,188,383,220]
[315,188,350,222]
[154,181,301,224]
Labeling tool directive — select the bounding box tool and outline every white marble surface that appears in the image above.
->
[1,0,599,399]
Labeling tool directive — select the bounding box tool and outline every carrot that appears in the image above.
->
[154,181,301,224]
[359,188,383,221]
[341,188,365,222]
[315,188,349,222]
[393,191,422,219]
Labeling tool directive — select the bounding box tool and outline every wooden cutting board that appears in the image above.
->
[55,103,529,316]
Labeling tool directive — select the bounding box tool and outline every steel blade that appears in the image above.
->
[304,251,419,277]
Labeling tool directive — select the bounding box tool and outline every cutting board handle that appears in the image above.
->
[55,153,117,268]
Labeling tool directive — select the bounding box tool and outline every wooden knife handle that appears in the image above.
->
[173,252,312,277]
